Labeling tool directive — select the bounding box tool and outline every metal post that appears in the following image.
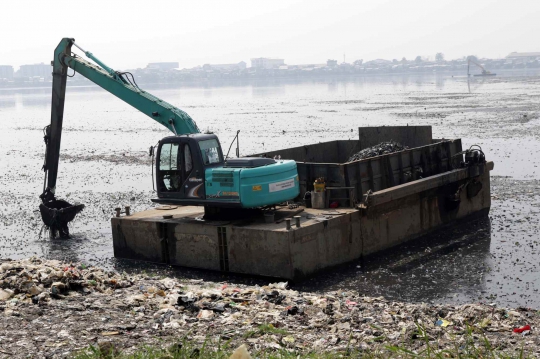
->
[294,216,301,228]
[114,207,121,217]
[285,218,291,230]
[125,206,131,216]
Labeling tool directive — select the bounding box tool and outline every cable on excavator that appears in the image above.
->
[117,71,139,88]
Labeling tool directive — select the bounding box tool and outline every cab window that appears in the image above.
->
[160,143,180,170]
[199,139,222,165]
[184,144,193,173]
[159,143,182,192]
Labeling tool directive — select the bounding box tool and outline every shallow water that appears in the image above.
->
[1,71,539,307]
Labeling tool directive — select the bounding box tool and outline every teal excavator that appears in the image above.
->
[40,38,299,238]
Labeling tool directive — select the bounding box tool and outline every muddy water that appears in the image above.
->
[1,72,540,308]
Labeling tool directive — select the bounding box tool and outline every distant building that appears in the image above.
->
[146,62,179,71]
[0,65,14,80]
[289,63,326,70]
[363,59,392,67]
[202,62,246,71]
[16,63,50,79]
[250,58,285,69]
[506,52,540,61]
[327,59,338,67]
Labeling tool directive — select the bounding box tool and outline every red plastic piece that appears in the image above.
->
[513,325,531,333]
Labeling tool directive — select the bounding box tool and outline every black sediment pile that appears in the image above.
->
[347,141,408,162]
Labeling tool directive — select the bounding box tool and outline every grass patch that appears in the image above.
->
[243,324,289,338]
[72,323,533,359]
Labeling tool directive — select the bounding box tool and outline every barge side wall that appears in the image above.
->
[112,164,491,280]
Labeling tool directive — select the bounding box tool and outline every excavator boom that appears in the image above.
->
[467,58,495,77]
[41,38,200,237]
[40,38,300,238]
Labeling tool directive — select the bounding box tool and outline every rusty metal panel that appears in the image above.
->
[169,223,221,270]
[227,228,293,278]
[388,153,401,186]
[370,159,383,191]
[262,137,464,205]
[340,139,462,199]
[112,219,164,263]
[251,140,362,163]
[358,126,432,149]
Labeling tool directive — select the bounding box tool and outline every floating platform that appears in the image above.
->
[112,126,493,280]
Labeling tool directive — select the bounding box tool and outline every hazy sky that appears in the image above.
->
[1,0,538,70]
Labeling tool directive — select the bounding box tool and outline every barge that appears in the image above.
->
[112,126,492,279]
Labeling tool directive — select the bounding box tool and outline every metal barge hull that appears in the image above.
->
[112,126,492,280]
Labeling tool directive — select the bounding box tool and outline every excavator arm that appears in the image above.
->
[41,37,200,237]
[467,58,493,76]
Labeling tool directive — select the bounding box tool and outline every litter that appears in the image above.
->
[436,318,452,327]
[1,257,540,357]
[513,325,531,333]
[229,345,252,359]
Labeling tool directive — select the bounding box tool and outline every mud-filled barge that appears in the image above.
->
[112,126,493,280]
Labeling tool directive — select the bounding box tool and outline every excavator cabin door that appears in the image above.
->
[156,138,204,200]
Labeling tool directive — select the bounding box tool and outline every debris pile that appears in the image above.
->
[1,258,539,358]
[348,141,408,162]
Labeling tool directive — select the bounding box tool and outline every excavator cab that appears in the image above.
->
[154,133,300,210]
[156,134,223,203]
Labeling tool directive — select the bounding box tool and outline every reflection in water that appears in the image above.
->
[467,76,487,93]
[328,81,337,93]
[0,74,466,105]
[21,95,50,108]
[251,84,286,97]
[40,234,85,264]
[0,88,51,109]
[435,75,445,89]
[0,95,16,109]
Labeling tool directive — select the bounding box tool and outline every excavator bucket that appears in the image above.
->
[39,197,84,239]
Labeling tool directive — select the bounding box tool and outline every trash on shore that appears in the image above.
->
[229,345,252,359]
[513,324,531,334]
[1,257,540,358]
[347,141,408,162]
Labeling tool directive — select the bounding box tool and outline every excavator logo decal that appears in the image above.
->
[187,184,203,198]
[206,191,239,199]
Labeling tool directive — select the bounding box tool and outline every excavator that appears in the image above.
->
[467,58,496,77]
[40,38,299,238]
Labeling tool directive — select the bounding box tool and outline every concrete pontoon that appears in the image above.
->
[112,126,492,280]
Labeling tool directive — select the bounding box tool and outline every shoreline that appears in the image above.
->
[1,258,538,358]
